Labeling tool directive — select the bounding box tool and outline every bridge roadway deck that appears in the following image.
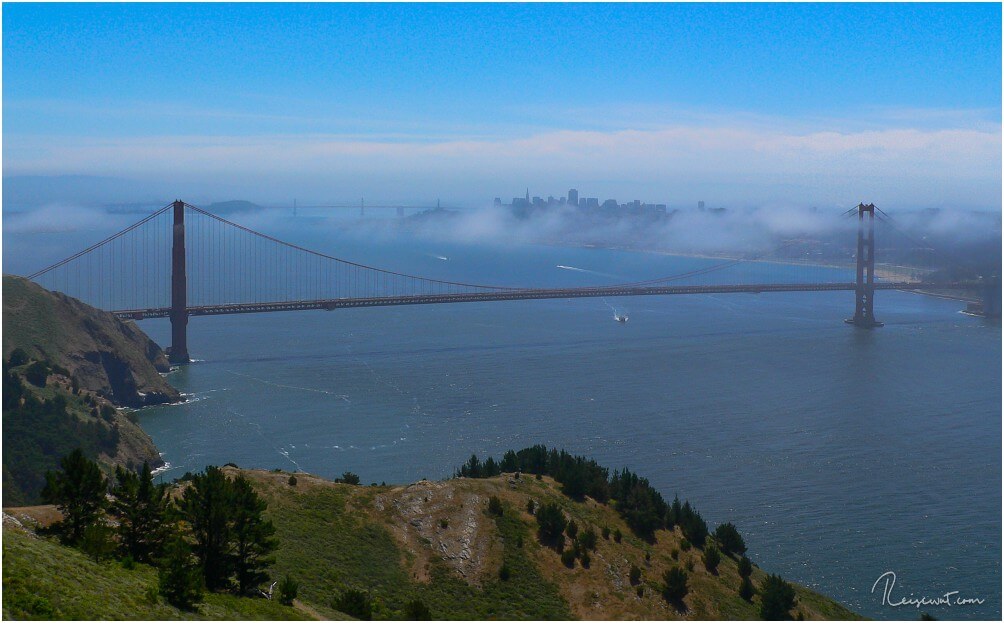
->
[111,281,965,320]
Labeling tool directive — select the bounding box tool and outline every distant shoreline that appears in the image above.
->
[535,239,978,304]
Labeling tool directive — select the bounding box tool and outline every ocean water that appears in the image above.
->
[5,222,1000,619]
[129,238,1001,621]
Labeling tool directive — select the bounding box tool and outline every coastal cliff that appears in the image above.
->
[2,275,178,505]
[3,275,179,406]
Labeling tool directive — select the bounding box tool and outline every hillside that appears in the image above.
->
[4,469,860,620]
[2,518,307,620]
[3,275,179,406]
[2,275,179,505]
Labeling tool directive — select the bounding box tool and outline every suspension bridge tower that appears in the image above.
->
[168,200,190,363]
[845,202,883,328]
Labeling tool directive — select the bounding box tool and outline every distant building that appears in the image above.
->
[493,197,502,207]
[585,197,600,210]
[567,188,579,207]
[698,200,705,211]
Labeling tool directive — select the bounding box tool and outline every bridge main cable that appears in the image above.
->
[182,202,521,292]
[25,202,175,281]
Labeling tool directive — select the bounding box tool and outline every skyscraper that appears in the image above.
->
[567,188,579,207]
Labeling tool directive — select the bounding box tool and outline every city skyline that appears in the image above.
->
[2,3,1001,210]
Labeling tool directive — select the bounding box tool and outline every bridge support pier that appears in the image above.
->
[845,203,883,328]
[168,199,190,364]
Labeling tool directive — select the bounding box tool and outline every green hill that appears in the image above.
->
[4,467,860,620]
[2,275,180,505]
[3,275,179,407]
[2,522,307,620]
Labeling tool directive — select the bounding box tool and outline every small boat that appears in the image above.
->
[614,313,628,323]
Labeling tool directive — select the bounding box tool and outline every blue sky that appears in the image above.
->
[3,3,1001,208]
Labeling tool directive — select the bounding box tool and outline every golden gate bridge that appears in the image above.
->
[25,201,971,364]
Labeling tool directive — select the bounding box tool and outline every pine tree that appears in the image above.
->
[41,449,109,545]
[738,555,753,578]
[740,575,756,602]
[111,462,170,562]
[177,466,235,592]
[714,522,747,555]
[230,475,278,595]
[759,574,796,620]
[662,567,689,606]
[703,544,722,573]
[535,502,567,548]
[158,537,204,611]
[80,522,117,562]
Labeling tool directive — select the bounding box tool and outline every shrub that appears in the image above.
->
[613,528,622,543]
[404,599,432,620]
[565,520,578,539]
[662,567,689,605]
[526,499,536,515]
[8,347,30,367]
[671,548,679,560]
[535,502,567,547]
[278,575,299,606]
[740,576,755,602]
[580,551,591,568]
[334,589,372,620]
[738,555,753,578]
[629,564,642,586]
[560,549,577,568]
[602,526,611,540]
[680,538,691,552]
[488,495,504,516]
[338,472,360,485]
[636,586,644,598]
[685,559,694,572]
[579,526,598,551]
[24,361,50,387]
[288,474,297,486]
[759,574,796,620]
[714,522,747,556]
[80,523,116,562]
[439,518,449,529]
[499,563,511,581]
[703,544,722,573]
[121,555,136,570]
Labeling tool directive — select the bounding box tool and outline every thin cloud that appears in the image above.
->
[4,119,1000,209]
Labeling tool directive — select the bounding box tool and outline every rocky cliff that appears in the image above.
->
[3,275,180,407]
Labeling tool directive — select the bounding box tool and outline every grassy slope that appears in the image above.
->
[2,527,307,621]
[245,469,861,621]
[3,469,861,620]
